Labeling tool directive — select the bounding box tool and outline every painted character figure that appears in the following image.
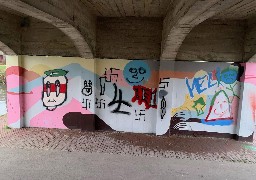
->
[42,69,68,111]
[205,90,232,122]
[123,60,151,86]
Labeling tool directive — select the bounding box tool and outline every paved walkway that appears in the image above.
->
[1,115,256,164]
[0,147,256,180]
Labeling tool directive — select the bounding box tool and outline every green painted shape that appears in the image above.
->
[44,69,68,77]
[243,145,256,151]
[192,97,206,116]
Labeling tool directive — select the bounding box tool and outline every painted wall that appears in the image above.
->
[6,56,255,139]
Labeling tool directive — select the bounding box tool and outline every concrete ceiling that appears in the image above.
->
[81,0,173,17]
[213,0,256,20]
[0,0,256,62]
[0,4,26,17]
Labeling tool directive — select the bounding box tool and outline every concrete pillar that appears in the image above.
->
[236,63,255,141]
[6,55,24,128]
[156,60,175,135]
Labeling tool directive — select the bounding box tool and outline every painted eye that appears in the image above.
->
[139,67,146,74]
[84,80,87,86]
[55,80,60,97]
[129,68,137,73]
[88,80,92,86]
[46,81,51,97]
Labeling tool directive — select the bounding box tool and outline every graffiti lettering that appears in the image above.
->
[82,98,91,110]
[160,96,166,119]
[108,83,131,115]
[135,110,146,121]
[82,80,93,96]
[99,68,120,95]
[132,86,157,109]
[159,78,170,119]
[95,98,106,109]
[159,78,170,89]
[186,72,216,98]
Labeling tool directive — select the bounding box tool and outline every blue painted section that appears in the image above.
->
[186,73,219,98]
[221,69,238,84]
[201,119,233,126]
[208,72,217,88]
[9,63,135,101]
[9,63,95,93]
[123,60,151,86]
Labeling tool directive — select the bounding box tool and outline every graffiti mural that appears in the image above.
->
[5,56,255,140]
[169,63,243,137]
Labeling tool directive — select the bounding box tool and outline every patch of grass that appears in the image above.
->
[3,125,11,130]
[0,65,6,71]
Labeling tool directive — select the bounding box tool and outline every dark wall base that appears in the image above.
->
[234,134,253,142]
[63,114,253,142]
[63,112,113,131]
[167,117,254,142]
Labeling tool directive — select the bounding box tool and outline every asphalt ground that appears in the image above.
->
[0,147,256,180]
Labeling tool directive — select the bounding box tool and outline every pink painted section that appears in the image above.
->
[249,93,256,123]
[7,74,22,125]
[7,83,42,125]
[243,63,256,85]
[30,98,92,129]
[7,93,23,125]
[231,96,239,123]
[6,74,28,90]
[6,69,39,125]
[23,85,42,110]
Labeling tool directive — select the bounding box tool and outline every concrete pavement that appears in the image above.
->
[0,114,256,179]
[0,114,256,164]
[0,147,255,180]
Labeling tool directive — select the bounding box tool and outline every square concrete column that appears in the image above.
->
[6,55,24,128]
[236,63,256,141]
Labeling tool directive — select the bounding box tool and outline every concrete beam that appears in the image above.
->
[248,55,256,62]
[161,0,243,60]
[0,41,17,55]
[0,0,96,58]
[21,17,80,57]
[244,18,256,62]
[0,10,21,55]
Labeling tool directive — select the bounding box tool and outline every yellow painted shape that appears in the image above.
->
[22,56,95,73]
[6,56,20,68]
[171,94,207,116]
[30,64,51,76]
[194,70,207,78]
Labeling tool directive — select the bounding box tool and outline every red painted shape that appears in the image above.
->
[43,84,67,93]
[132,85,157,109]
[6,66,40,82]
[249,93,256,123]
[7,91,33,95]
